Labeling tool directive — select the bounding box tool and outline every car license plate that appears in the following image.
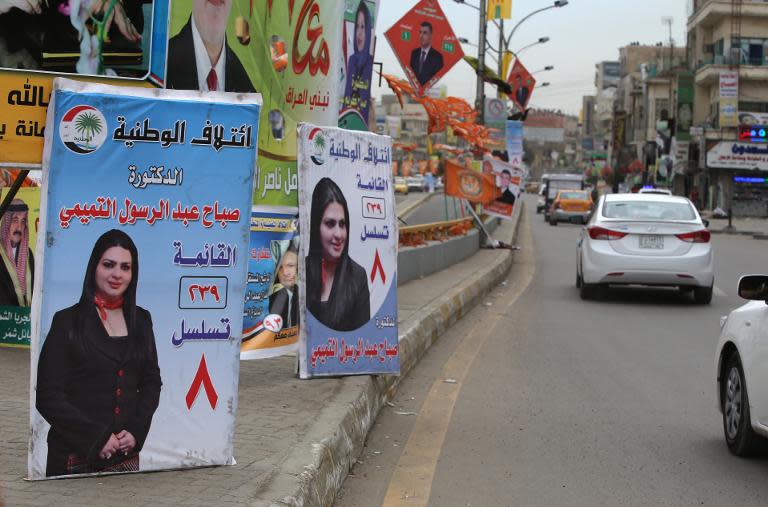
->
[639,235,664,249]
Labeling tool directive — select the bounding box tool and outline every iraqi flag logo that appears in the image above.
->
[59,105,108,154]
[307,127,326,166]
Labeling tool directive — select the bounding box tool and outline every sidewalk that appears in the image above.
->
[705,215,768,239]
[0,204,523,505]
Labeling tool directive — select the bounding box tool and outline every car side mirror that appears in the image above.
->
[702,219,710,228]
[738,275,768,302]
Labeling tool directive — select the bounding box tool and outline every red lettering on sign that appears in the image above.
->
[371,249,386,284]
[188,284,221,302]
[186,354,218,410]
[292,0,330,76]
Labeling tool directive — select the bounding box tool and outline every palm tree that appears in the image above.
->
[314,134,326,152]
[74,112,103,149]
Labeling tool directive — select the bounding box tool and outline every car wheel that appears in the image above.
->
[576,269,582,288]
[723,353,758,456]
[550,217,558,226]
[536,207,541,214]
[694,285,713,305]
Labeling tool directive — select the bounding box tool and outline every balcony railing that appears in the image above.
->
[694,54,768,72]
[690,0,768,18]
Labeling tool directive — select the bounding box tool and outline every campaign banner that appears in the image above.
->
[487,0,512,20]
[0,187,40,347]
[506,59,535,111]
[506,120,524,156]
[297,124,398,378]
[384,0,464,97]
[707,141,768,171]
[0,1,168,81]
[240,211,300,360]
[169,1,344,209]
[445,159,497,204]
[482,155,522,220]
[28,79,260,479]
[0,0,169,167]
[485,98,507,146]
[339,0,380,131]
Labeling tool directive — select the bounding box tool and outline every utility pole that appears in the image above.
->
[497,19,505,98]
[476,0,487,125]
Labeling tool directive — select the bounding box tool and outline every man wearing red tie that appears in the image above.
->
[409,21,444,87]
[167,0,255,93]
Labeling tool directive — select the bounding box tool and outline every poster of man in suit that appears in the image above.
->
[507,58,536,111]
[166,0,255,93]
[385,0,463,96]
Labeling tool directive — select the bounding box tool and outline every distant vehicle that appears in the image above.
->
[536,187,547,213]
[714,275,768,456]
[435,176,444,189]
[394,177,409,194]
[549,190,593,225]
[541,173,584,221]
[638,187,673,195]
[576,193,714,304]
[406,175,425,192]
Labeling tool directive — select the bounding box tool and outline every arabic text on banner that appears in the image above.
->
[241,212,300,360]
[28,78,261,479]
[297,124,399,378]
[168,1,345,208]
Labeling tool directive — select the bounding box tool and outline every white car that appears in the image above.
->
[714,275,768,455]
[576,193,714,303]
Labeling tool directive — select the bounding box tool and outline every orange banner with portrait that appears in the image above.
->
[444,160,497,204]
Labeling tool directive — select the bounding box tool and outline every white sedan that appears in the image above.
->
[576,193,714,304]
[714,275,768,455]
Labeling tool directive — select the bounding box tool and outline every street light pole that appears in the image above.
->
[476,0,487,124]
[497,19,505,98]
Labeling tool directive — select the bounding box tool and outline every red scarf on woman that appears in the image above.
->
[94,295,123,321]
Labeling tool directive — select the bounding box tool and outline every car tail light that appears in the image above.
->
[676,230,711,243]
[587,226,627,240]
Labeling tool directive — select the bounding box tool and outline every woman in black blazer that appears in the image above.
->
[305,178,370,331]
[36,229,161,477]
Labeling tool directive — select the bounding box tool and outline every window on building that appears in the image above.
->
[714,39,724,57]
[655,99,670,122]
[739,102,768,114]
[732,37,768,66]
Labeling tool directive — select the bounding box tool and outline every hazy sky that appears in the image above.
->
[374,0,688,116]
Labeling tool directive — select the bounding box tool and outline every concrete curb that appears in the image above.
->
[270,203,524,507]
[710,229,768,240]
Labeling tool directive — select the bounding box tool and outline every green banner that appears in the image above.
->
[0,306,30,348]
[169,1,345,208]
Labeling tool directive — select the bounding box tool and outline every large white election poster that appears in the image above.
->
[28,79,260,479]
[297,124,399,378]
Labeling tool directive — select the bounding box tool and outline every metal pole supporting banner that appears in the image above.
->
[476,0,487,125]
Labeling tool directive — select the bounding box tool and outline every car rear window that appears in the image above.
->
[560,191,587,200]
[602,201,697,221]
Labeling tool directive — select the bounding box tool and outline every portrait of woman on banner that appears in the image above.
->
[36,229,161,477]
[306,178,370,331]
[343,1,374,123]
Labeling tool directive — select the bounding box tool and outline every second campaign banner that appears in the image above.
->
[297,124,399,378]
[28,79,261,479]
[483,155,523,220]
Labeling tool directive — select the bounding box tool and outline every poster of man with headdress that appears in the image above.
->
[0,187,39,347]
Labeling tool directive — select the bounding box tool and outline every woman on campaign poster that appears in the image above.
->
[305,177,370,331]
[342,0,374,126]
[36,229,161,477]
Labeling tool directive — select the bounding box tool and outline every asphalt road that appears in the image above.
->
[337,195,768,507]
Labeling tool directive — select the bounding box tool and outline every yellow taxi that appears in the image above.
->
[394,176,409,195]
[549,190,593,225]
